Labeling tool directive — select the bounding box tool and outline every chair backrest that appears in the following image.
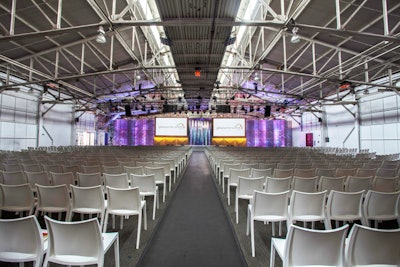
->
[277,163,294,170]
[293,168,316,178]
[2,163,22,172]
[102,165,124,175]
[375,168,397,177]
[265,177,292,193]
[345,224,400,266]
[135,161,153,168]
[50,172,75,190]
[284,224,348,267]
[0,215,44,265]
[326,190,364,221]
[77,172,103,187]
[371,176,398,192]
[291,176,319,193]
[252,190,289,218]
[335,168,357,177]
[289,190,327,221]
[356,168,377,177]
[241,162,259,170]
[237,177,265,197]
[70,185,105,215]
[124,166,144,177]
[42,164,63,173]
[103,173,129,189]
[318,176,346,193]
[363,190,400,222]
[22,164,43,172]
[1,170,27,185]
[25,171,51,191]
[345,176,372,192]
[316,168,336,177]
[35,184,70,215]
[106,186,142,212]
[229,168,251,184]
[44,216,104,265]
[130,174,156,194]
[144,166,165,183]
[81,165,102,174]
[250,168,272,178]
[0,183,34,215]
[273,168,294,178]
[223,163,241,177]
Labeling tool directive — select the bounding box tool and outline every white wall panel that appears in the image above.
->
[0,122,14,138]
[383,123,398,139]
[14,123,26,138]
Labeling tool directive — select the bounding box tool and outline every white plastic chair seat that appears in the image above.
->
[253,214,286,222]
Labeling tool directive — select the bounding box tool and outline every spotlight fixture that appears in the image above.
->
[291,27,300,44]
[96,26,106,44]
[194,67,201,77]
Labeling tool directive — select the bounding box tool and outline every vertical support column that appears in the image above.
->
[55,50,59,79]
[355,102,361,152]
[10,0,17,35]
[56,0,63,29]
[335,0,341,29]
[312,43,317,75]
[109,35,114,70]
[282,33,287,71]
[280,0,285,17]
[338,50,343,80]
[80,43,85,74]
[29,58,33,81]
[382,0,389,36]
[364,61,369,82]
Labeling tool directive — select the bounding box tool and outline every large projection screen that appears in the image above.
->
[155,118,188,137]
[213,118,246,137]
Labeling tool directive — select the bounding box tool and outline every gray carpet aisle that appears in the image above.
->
[136,151,247,267]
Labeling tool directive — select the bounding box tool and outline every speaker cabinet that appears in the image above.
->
[125,105,132,117]
[264,105,271,117]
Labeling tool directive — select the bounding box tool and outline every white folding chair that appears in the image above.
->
[43,216,119,267]
[247,190,290,257]
[235,176,264,223]
[362,190,400,228]
[35,184,71,221]
[144,166,166,202]
[131,173,159,220]
[291,176,319,193]
[103,186,146,249]
[270,224,348,267]
[227,168,251,206]
[0,215,44,267]
[289,190,328,229]
[68,185,106,229]
[325,190,364,229]
[0,183,35,217]
[77,172,103,187]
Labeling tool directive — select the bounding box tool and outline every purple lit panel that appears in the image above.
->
[246,119,292,147]
[113,119,154,146]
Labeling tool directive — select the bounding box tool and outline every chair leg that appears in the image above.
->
[152,195,156,220]
[272,222,275,236]
[278,221,282,236]
[251,219,255,257]
[136,213,142,249]
[270,241,276,267]
[114,235,120,267]
[227,185,231,206]
[143,203,147,230]
[235,194,239,224]
[246,208,251,236]
[102,213,108,232]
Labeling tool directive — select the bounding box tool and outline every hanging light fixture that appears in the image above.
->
[194,67,201,77]
[291,27,300,44]
[96,26,106,44]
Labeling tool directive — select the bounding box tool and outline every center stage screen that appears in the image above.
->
[155,118,188,137]
[213,118,246,137]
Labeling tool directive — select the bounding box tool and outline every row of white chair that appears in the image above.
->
[270,223,400,267]
[247,189,400,257]
[0,215,119,267]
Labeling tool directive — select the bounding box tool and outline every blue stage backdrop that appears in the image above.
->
[113,118,291,147]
